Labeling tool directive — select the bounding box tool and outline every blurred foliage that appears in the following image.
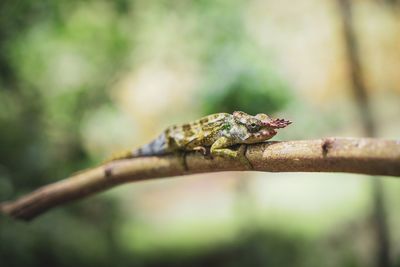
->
[0,0,398,267]
[0,1,129,267]
[201,60,291,115]
[195,0,291,114]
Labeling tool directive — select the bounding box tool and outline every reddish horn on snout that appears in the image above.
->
[262,118,292,129]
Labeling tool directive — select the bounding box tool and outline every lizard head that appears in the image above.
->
[233,111,292,143]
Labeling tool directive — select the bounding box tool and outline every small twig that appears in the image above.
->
[1,137,399,221]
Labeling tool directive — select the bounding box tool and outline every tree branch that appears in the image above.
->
[1,137,399,221]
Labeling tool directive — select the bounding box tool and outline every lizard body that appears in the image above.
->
[106,111,291,167]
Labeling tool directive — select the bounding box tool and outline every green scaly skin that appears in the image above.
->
[106,111,292,169]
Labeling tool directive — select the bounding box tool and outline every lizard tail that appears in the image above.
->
[132,132,169,157]
[103,133,169,163]
[103,149,135,164]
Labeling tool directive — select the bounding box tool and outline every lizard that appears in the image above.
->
[105,111,292,169]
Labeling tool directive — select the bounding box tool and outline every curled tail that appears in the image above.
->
[104,133,169,163]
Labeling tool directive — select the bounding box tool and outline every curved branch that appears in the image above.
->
[1,137,399,221]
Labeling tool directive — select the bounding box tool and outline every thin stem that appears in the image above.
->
[1,137,399,221]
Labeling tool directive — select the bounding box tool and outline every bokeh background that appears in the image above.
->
[1,0,400,266]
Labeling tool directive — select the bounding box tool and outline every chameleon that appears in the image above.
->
[106,111,291,168]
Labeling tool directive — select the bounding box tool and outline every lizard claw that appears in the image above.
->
[193,146,207,156]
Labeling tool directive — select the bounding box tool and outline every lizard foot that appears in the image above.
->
[236,145,253,170]
[193,146,207,156]
[193,146,213,160]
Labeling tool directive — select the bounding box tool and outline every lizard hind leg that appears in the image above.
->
[192,146,207,156]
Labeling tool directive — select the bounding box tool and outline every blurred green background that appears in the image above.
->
[1,0,400,266]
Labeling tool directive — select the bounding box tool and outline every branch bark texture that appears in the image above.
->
[1,137,399,221]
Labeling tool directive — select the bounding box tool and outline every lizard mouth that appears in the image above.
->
[253,129,277,138]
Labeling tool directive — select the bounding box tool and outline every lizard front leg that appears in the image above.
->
[210,137,252,169]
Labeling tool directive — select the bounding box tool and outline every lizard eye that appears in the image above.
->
[247,123,261,132]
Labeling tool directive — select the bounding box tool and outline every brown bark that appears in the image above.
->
[1,137,399,221]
